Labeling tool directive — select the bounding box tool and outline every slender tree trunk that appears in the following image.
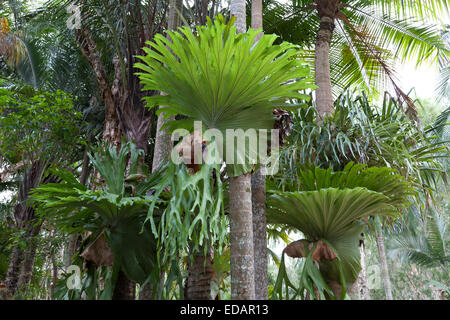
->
[230,0,246,33]
[184,246,214,300]
[251,0,263,39]
[50,245,58,299]
[251,168,268,300]
[375,218,393,300]
[6,161,45,296]
[150,0,182,172]
[358,243,371,300]
[347,242,371,300]
[77,21,140,300]
[250,0,268,300]
[140,0,183,300]
[229,0,255,300]
[230,173,255,300]
[314,0,338,119]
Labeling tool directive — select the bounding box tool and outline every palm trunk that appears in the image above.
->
[229,1,255,300]
[251,0,263,40]
[78,14,152,299]
[358,243,371,300]
[251,167,268,300]
[314,0,338,119]
[76,29,122,148]
[151,107,174,171]
[230,0,246,33]
[139,0,183,300]
[184,246,214,300]
[150,0,182,172]
[230,173,255,300]
[375,218,393,300]
[250,0,268,300]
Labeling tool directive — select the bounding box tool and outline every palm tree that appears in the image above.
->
[135,16,316,299]
[263,0,450,119]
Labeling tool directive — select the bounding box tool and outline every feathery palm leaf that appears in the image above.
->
[263,0,449,105]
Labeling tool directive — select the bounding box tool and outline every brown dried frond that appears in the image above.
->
[283,239,337,262]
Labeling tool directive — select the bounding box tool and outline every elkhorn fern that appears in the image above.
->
[135,15,316,175]
[268,163,413,299]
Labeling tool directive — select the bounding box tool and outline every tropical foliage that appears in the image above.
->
[268,163,413,299]
[0,0,448,303]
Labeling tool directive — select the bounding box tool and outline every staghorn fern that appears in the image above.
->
[135,14,316,176]
[31,141,164,287]
[268,163,413,299]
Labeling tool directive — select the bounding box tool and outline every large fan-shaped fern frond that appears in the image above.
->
[135,15,316,133]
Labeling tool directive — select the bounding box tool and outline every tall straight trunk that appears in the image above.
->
[230,0,246,33]
[251,168,268,300]
[140,0,183,300]
[347,242,371,300]
[251,0,263,35]
[375,217,393,300]
[314,0,338,118]
[250,0,268,300]
[358,243,371,300]
[229,1,255,300]
[184,246,214,300]
[49,234,58,299]
[230,173,255,300]
[150,0,182,172]
[151,107,174,172]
